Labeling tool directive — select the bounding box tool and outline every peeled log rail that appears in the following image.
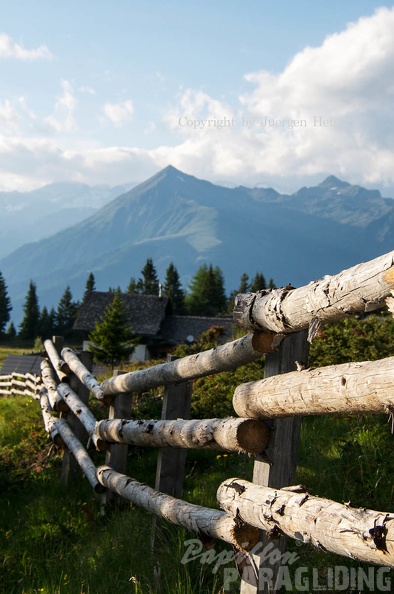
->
[97,465,259,551]
[61,347,104,401]
[95,417,270,454]
[44,339,70,383]
[233,251,394,340]
[56,383,106,450]
[54,418,105,494]
[101,331,278,396]
[39,390,61,443]
[40,359,68,412]
[217,478,394,567]
[39,391,104,493]
[233,356,394,419]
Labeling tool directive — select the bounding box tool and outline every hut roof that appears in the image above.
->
[74,292,170,336]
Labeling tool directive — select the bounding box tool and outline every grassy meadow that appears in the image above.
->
[1,315,394,593]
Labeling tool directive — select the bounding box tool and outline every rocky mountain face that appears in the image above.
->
[1,166,393,325]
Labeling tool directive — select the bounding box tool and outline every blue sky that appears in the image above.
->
[1,0,394,193]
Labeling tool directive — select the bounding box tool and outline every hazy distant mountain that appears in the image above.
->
[0,181,135,258]
[1,166,393,325]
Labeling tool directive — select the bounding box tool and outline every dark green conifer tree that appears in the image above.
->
[82,272,96,303]
[268,278,276,289]
[238,272,250,294]
[39,306,56,339]
[185,264,227,316]
[0,271,12,338]
[88,289,138,370]
[140,258,160,295]
[164,262,185,313]
[19,281,40,340]
[6,321,16,340]
[55,286,79,335]
[127,277,143,294]
[250,272,267,292]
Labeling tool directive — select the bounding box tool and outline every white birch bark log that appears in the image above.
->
[25,379,41,396]
[95,417,270,454]
[40,359,68,412]
[233,356,394,419]
[101,331,277,396]
[54,418,105,493]
[97,465,259,551]
[39,391,104,493]
[233,251,394,340]
[61,347,104,401]
[39,390,61,444]
[12,379,27,388]
[44,339,70,382]
[217,478,394,567]
[56,383,106,450]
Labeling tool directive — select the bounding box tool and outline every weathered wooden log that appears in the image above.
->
[24,389,40,399]
[56,383,106,450]
[11,389,28,396]
[217,478,394,567]
[233,356,394,419]
[95,417,270,454]
[61,347,104,401]
[12,379,27,388]
[97,465,259,551]
[233,251,394,340]
[40,359,68,412]
[101,331,276,396]
[39,390,62,445]
[26,379,41,394]
[53,418,105,493]
[44,339,70,382]
[40,391,104,493]
[25,372,39,383]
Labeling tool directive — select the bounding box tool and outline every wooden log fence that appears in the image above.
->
[0,371,42,398]
[3,249,394,591]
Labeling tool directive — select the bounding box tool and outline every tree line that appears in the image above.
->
[0,259,276,343]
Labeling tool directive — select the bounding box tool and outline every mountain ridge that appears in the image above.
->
[0,180,136,259]
[1,166,393,325]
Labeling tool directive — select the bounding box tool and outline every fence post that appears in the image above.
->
[60,346,93,486]
[151,355,193,546]
[101,370,132,508]
[240,330,310,594]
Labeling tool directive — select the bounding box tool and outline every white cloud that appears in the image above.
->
[0,33,52,60]
[103,100,134,126]
[158,6,394,190]
[79,85,96,96]
[45,80,77,133]
[18,96,38,121]
[0,100,20,131]
[1,7,394,195]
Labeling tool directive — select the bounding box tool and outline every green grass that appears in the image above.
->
[0,345,30,368]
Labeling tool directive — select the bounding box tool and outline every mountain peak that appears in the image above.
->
[162,164,179,174]
[318,175,350,189]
